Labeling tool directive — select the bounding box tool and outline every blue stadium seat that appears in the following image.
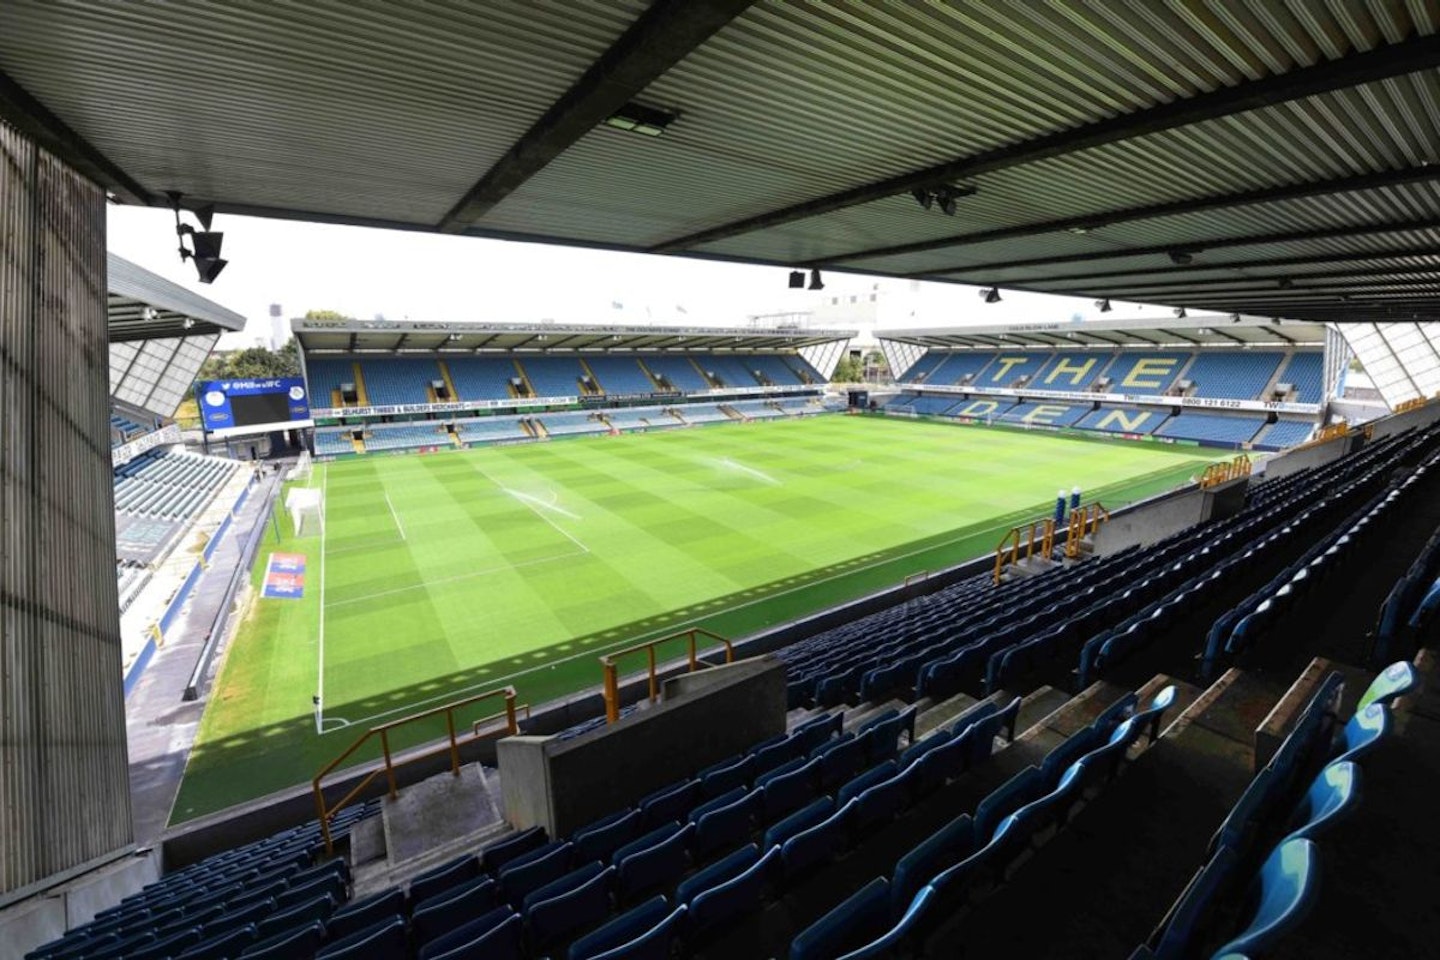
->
[1334,703,1388,764]
[482,827,548,874]
[837,760,896,806]
[789,877,892,960]
[238,920,325,960]
[1209,838,1320,958]
[573,809,643,864]
[413,876,500,947]
[175,923,258,960]
[325,888,404,941]
[676,844,761,907]
[850,767,914,833]
[127,927,202,960]
[781,798,856,877]
[1358,660,1416,711]
[974,766,1046,841]
[698,754,754,798]
[1210,769,1279,857]
[688,786,746,824]
[616,823,693,903]
[314,916,406,960]
[611,822,683,867]
[1150,847,1238,960]
[892,813,974,914]
[989,761,1085,867]
[638,780,700,827]
[254,893,335,940]
[587,905,686,960]
[525,867,613,954]
[426,912,523,960]
[693,789,762,862]
[763,796,835,850]
[417,908,514,959]
[521,860,606,914]
[569,895,671,960]
[762,757,821,820]
[688,846,780,936]
[1286,761,1360,842]
[499,841,573,905]
[408,854,479,906]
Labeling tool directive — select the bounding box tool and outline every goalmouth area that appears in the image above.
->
[172,415,1218,822]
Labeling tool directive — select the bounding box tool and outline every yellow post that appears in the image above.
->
[446,709,459,777]
[603,661,619,723]
[381,730,398,798]
[313,786,332,857]
[647,646,658,703]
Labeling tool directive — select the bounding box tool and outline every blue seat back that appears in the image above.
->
[1153,846,1237,959]
[973,766,1044,840]
[788,876,890,960]
[639,780,700,827]
[413,877,500,947]
[838,761,896,806]
[694,790,761,861]
[676,844,759,907]
[617,823,693,902]
[891,813,974,913]
[482,826,547,874]
[237,920,325,960]
[568,895,670,960]
[690,847,780,935]
[1288,761,1360,841]
[410,854,479,906]
[1358,660,1415,711]
[428,912,523,960]
[1210,838,1320,957]
[526,867,613,954]
[762,757,821,820]
[781,799,854,877]
[314,916,406,960]
[1336,703,1388,763]
[326,888,404,942]
[588,905,686,960]
[763,796,834,849]
[499,841,573,905]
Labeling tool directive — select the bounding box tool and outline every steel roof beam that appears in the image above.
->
[817,165,1440,267]
[437,0,753,233]
[650,32,1440,253]
[0,69,151,204]
[1093,266,1440,296]
[1026,248,1440,287]
[918,219,1440,279]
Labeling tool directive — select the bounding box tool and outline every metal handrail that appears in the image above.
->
[312,685,518,854]
[1065,502,1110,559]
[601,628,733,723]
[994,518,1055,584]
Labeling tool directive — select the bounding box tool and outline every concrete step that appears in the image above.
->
[913,690,984,741]
[841,699,907,735]
[351,762,509,897]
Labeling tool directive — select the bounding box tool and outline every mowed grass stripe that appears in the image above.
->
[173,417,1217,822]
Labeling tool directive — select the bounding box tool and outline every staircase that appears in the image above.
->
[437,360,459,404]
[510,359,537,399]
[719,404,745,422]
[350,435,365,454]
[350,361,369,405]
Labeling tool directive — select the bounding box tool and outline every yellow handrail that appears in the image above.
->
[601,628,733,723]
[1199,454,1252,489]
[1065,502,1109,559]
[994,518,1055,584]
[312,686,518,855]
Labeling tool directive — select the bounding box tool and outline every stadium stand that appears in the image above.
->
[1183,351,1285,400]
[584,355,656,395]
[446,357,525,402]
[359,359,441,405]
[1101,352,1190,394]
[748,354,808,387]
[1276,352,1325,403]
[696,354,761,390]
[305,358,363,405]
[728,400,787,420]
[113,451,242,566]
[994,402,1089,428]
[972,352,1050,388]
[901,395,963,417]
[110,412,147,445]
[520,356,590,398]
[675,404,731,425]
[362,424,448,452]
[632,355,712,393]
[1257,420,1316,448]
[457,417,532,444]
[1154,413,1267,445]
[314,430,354,457]
[537,412,610,437]
[1075,407,1170,435]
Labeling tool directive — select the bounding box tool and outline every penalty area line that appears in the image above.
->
[384,491,407,541]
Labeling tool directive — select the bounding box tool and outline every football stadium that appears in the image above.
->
[4,5,1440,960]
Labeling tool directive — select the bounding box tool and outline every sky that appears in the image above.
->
[106,205,1174,349]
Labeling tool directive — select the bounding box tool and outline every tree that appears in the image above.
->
[831,355,864,382]
[304,309,351,320]
[198,339,301,381]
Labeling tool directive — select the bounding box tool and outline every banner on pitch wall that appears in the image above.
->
[262,552,306,599]
[896,382,1318,415]
[199,377,311,432]
[308,396,577,418]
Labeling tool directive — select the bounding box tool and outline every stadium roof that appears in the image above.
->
[880,315,1329,350]
[292,319,855,354]
[3,3,1439,324]
[108,253,246,342]
[108,254,243,418]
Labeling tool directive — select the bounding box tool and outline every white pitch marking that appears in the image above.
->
[506,488,582,520]
[326,548,587,608]
[715,457,780,485]
[384,491,407,540]
[315,465,330,730]
[470,459,590,555]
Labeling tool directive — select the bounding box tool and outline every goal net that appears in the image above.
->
[290,449,313,484]
[286,486,324,537]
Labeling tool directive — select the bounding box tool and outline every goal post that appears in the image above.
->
[290,449,313,484]
[286,486,324,537]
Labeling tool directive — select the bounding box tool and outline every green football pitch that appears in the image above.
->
[172,415,1217,822]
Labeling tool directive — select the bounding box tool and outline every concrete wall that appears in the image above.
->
[1090,478,1247,555]
[0,121,133,901]
[1367,401,1440,440]
[1260,432,1363,479]
[499,657,786,838]
[0,850,159,960]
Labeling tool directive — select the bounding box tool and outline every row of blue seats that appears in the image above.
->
[1080,431,1428,686]
[903,349,1314,403]
[28,803,379,960]
[1373,522,1440,664]
[1202,446,1440,678]
[790,685,1176,959]
[308,354,821,407]
[1133,663,1414,959]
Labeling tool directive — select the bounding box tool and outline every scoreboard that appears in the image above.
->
[197,377,313,437]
